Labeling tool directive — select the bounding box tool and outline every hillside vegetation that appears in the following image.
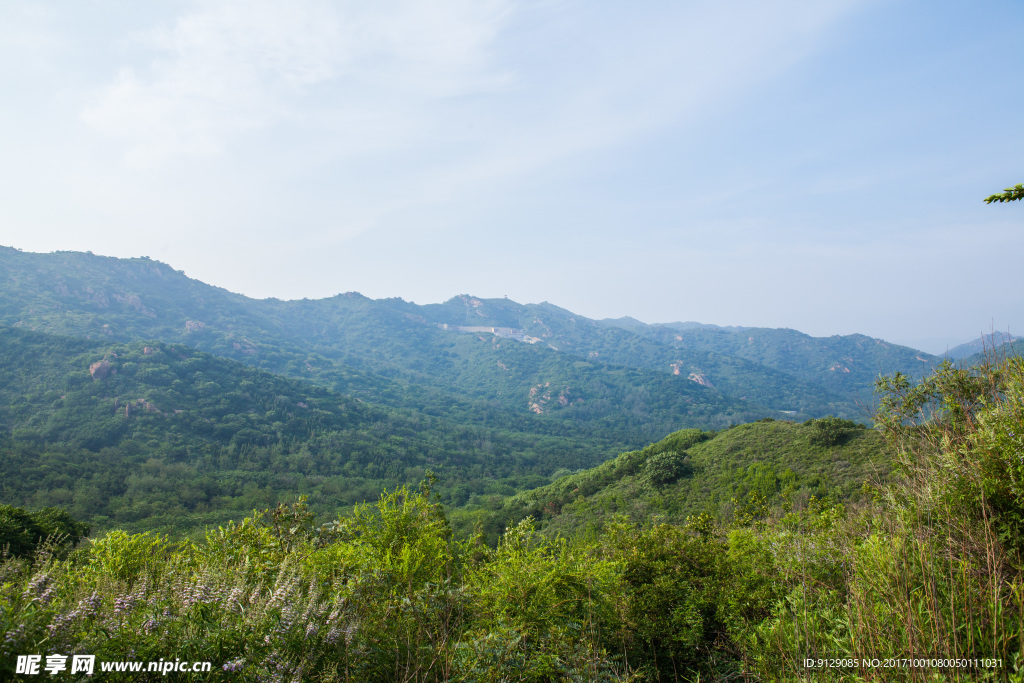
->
[2,246,1020,680]
[0,247,938,427]
[947,331,1021,359]
[397,294,937,407]
[2,356,1021,681]
[483,418,886,540]
[0,326,633,534]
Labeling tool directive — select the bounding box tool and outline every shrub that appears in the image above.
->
[602,520,734,679]
[88,530,174,582]
[0,505,89,558]
[644,450,691,486]
[806,416,857,447]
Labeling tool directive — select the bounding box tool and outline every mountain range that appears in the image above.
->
[0,245,1001,533]
[0,246,943,424]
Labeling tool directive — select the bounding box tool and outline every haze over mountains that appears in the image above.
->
[1,246,944,424]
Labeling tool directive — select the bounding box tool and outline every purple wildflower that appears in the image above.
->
[80,592,102,616]
[114,594,136,615]
[222,659,245,672]
[23,572,50,600]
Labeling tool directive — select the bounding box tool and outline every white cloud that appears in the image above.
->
[297,0,869,236]
[81,0,514,167]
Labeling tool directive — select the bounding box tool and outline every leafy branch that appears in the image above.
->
[984,183,1024,203]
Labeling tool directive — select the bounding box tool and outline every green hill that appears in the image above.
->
[386,296,868,416]
[946,331,1021,359]
[1,350,1019,683]
[963,339,1024,366]
[482,418,886,540]
[0,326,641,534]
[646,324,934,402]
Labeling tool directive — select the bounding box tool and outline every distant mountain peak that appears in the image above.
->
[596,316,647,331]
[946,332,1021,359]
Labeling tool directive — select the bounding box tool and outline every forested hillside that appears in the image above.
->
[405,295,936,409]
[0,248,767,446]
[965,339,1024,366]
[0,326,638,534]
[0,247,938,424]
[946,331,1021,359]
[3,246,1018,681]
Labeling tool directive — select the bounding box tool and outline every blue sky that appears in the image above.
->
[0,0,1021,353]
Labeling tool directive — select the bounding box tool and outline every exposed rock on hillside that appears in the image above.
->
[688,372,714,388]
[89,360,113,380]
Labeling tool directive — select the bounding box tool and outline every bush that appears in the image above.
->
[0,505,89,558]
[806,416,857,447]
[602,521,733,679]
[644,450,691,485]
[88,530,174,581]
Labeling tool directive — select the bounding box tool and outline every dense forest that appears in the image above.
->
[1,354,1021,681]
[0,326,640,534]
[0,323,892,539]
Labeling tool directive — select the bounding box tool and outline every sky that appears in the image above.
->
[0,0,1021,354]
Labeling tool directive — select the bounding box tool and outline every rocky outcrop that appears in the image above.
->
[136,398,160,413]
[112,292,156,317]
[232,341,257,356]
[688,372,714,388]
[528,383,580,413]
[528,382,551,414]
[89,360,113,380]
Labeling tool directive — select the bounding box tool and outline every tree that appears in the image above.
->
[805,416,857,447]
[984,183,1024,203]
[0,505,90,557]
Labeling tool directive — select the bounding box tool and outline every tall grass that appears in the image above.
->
[739,355,1024,681]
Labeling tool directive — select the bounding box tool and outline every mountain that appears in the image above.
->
[0,247,940,427]
[946,331,1021,359]
[963,339,1024,368]
[382,293,935,416]
[0,247,760,449]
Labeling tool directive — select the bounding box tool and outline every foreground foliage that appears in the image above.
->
[2,356,1023,681]
[733,354,1024,681]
